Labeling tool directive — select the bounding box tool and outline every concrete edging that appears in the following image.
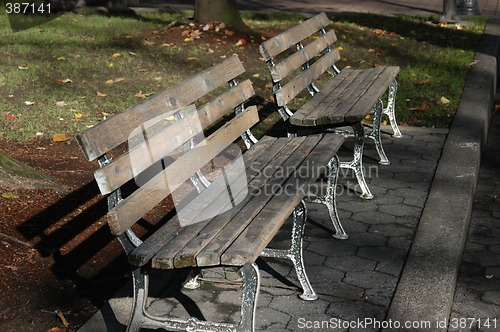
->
[384,17,500,331]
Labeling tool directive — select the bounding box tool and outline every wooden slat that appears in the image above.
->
[289,69,356,126]
[77,55,245,161]
[314,69,375,125]
[259,12,330,60]
[128,136,281,267]
[276,50,339,106]
[150,137,303,269]
[346,66,400,122]
[221,133,345,266]
[194,135,325,267]
[93,79,255,195]
[270,30,338,82]
[107,106,259,236]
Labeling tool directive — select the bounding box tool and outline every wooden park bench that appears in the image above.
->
[76,56,346,332]
[259,12,401,200]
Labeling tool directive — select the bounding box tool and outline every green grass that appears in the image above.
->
[0,10,487,140]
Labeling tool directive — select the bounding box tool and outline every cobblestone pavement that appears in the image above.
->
[449,114,500,332]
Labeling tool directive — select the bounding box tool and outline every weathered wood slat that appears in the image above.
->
[346,66,400,122]
[289,69,360,126]
[77,56,245,161]
[314,69,376,125]
[151,137,304,269]
[270,30,338,82]
[107,107,259,236]
[129,136,288,268]
[276,50,339,106]
[93,79,255,195]
[221,133,345,265]
[195,135,325,267]
[259,12,330,60]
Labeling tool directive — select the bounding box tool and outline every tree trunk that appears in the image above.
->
[194,0,248,32]
[441,0,459,22]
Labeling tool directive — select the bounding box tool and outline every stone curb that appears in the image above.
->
[384,17,500,331]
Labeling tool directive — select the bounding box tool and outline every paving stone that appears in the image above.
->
[269,295,330,316]
[289,314,348,332]
[364,288,393,308]
[307,239,357,257]
[481,290,500,305]
[378,204,422,218]
[346,232,387,247]
[369,223,414,238]
[325,299,386,321]
[324,255,377,272]
[343,270,398,290]
[255,306,291,330]
[357,245,406,263]
[385,236,412,251]
[351,211,397,225]
[375,258,405,277]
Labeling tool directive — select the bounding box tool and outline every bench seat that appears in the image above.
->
[290,67,400,126]
[129,134,344,270]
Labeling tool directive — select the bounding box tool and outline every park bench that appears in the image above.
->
[259,12,401,200]
[76,55,345,332]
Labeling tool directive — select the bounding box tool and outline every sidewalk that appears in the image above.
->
[78,1,500,331]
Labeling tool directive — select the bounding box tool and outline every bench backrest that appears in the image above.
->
[259,12,340,111]
[77,56,258,236]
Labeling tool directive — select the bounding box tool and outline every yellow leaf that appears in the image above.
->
[365,114,372,120]
[74,113,83,119]
[105,79,114,84]
[186,57,198,61]
[52,133,70,142]
[57,57,66,61]
[108,63,114,67]
[184,37,192,42]
[96,91,107,97]
[62,78,73,83]
[112,52,122,57]
[252,74,260,78]
[440,96,450,105]
[337,46,344,52]
[134,91,155,98]
[1,192,19,199]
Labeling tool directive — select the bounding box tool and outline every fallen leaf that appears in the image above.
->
[184,37,192,42]
[469,60,479,67]
[235,39,247,47]
[112,52,122,57]
[252,73,260,78]
[134,91,155,98]
[18,65,29,70]
[114,77,125,83]
[418,79,430,85]
[108,63,114,67]
[25,101,35,106]
[56,309,69,328]
[128,51,137,56]
[4,113,15,120]
[186,57,198,61]
[101,112,112,117]
[96,91,107,97]
[47,327,66,332]
[52,133,70,142]
[74,113,83,119]
[225,29,234,36]
[57,57,66,61]
[485,274,494,279]
[409,103,431,111]
[56,101,67,107]
[143,40,155,46]
[337,46,344,52]
[1,192,19,199]
[373,28,384,34]
[59,78,73,83]
[439,96,450,105]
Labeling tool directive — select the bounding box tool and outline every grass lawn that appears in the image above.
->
[0,9,487,141]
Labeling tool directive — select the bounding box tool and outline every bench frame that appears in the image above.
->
[78,56,345,332]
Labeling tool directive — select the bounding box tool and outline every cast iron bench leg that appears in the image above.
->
[339,122,374,200]
[305,155,348,239]
[384,79,402,138]
[261,201,318,301]
[367,100,391,166]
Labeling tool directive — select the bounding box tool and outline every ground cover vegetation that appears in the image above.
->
[0,9,486,142]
